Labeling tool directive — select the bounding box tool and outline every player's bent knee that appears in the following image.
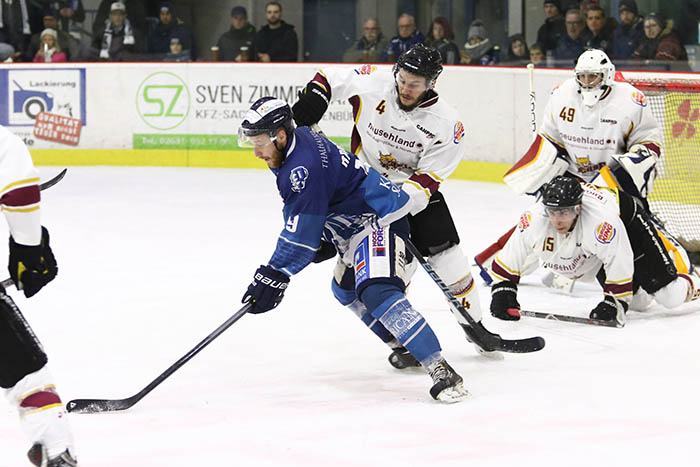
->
[653,277,690,309]
[0,294,48,388]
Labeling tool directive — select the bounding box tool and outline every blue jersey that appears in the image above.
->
[268,127,412,276]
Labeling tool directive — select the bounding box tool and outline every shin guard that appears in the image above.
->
[428,245,483,322]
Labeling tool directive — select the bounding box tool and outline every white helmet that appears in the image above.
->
[574,49,615,107]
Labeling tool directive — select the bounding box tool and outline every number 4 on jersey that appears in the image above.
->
[376,100,386,115]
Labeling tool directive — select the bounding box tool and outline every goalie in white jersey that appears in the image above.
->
[489,177,700,325]
[292,44,491,363]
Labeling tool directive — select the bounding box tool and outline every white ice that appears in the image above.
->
[1,167,699,467]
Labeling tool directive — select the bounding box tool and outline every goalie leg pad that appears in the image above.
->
[0,291,47,388]
[652,275,697,309]
[408,191,460,257]
[428,244,483,322]
[6,366,74,460]
[504,134,569,195]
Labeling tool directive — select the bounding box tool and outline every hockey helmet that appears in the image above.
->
[238,97,295,148]
[574,49,615,107]
[542,176,583,209]
[394,44,443,86]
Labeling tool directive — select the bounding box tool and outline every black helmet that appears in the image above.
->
[542,176,583,208]
[394,44,443,83]
[238,97,295,147]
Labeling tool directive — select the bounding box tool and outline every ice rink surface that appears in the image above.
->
[1,167,698,466]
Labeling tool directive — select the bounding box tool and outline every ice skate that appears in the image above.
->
[27,443,77,467]
[428,360,469,403]
[388,346,421,369]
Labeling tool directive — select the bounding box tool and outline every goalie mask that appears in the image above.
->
[574,49,615,108]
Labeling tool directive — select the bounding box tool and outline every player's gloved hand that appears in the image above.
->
[312,241,337,263]
[590,294,628,323]
[291,82,329,127]
[9,226,58,298]
[242,265,290,314]
[490,280,521,321]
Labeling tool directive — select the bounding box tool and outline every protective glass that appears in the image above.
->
[576,72,603,90]
[237,128,277,148]
[545,206,579,220]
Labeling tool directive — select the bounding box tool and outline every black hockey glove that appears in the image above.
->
[590,295,628,323]
[312,241,337,263]
[490,281,521,321]
[242,265,290,314]
[291,82,329,127]
[9,226,58,298]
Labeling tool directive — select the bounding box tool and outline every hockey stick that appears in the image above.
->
[527,63,536,137]
[66,302,253,413]
[40,168,67,191]
[519,309,624,328]
[405,238,545,353]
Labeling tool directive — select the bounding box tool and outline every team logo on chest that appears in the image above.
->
[378,152,411,171]
[290,166,309,192]
[595,222,616,244]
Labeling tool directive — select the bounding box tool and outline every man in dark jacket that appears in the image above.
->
[92,1,145,61]
[381,13,424,63]
[612,0,644,60]
[554,9,588,61]
[536,0,565,55]
[583,5,613,55]
[255,1,297,62]
[217,5,255,61]
[147,1,192,56]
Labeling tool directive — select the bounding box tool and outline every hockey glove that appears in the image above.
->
[242,265,290,314]
[291,82,329,127]
[312,241,337,263]
[9,226,58,298]
[589,295,628,323]
[490,281,521,321]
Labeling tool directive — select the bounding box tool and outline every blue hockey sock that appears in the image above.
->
[332,279,394,343]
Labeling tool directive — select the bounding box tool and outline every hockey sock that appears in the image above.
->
[428,245,483,322]
[331,278,394,343]
[361,284,441,363]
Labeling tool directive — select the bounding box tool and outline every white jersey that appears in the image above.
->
[312,65,466,214]
[0,125,42,245]
[540,78,661,182]
[491,183,634,304]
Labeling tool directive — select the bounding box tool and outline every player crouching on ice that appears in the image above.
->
[488,176,700,326]
[237,97,468,402]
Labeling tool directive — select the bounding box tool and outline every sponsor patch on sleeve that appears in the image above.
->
[518,212,532,231]
[353,64,377,75]
[290,166,309,193]
[631,91,647,107]
[453,121,465,144]
[595,222,616,244]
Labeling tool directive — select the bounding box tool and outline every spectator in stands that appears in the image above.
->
[342,17,387,63]
[0,0,31,61]
[92,1,145,61]
[147,1,192,55]
[632,12,686,62]
[163,33,189,61]
[612,0,644,60]
[554,9,587,61]
[217,6,256,62]
[93,0,146,38]
[580,0,617,36]
[254,1,298,62]
[42,1,85,37]
[26,10,78,61]
[381,13,424,62]
[503,33,529,65]
[460,19,499,65]
[537,0,565,55]
[424,16,459,64]
[583,5,612,54]
[530,43,545,65]
[32,28,66,62]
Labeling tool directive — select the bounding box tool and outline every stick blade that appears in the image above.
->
[66,397,135,414]
[40,168,68,191]
[497,335,546,353]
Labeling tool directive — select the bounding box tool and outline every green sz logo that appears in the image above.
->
[136,71,190,130]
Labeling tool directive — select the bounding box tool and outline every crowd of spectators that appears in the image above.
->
[0,0,693,69]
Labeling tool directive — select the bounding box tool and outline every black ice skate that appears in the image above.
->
[428,360,469,403]
[27,443,77,467]
[388,346,421,369]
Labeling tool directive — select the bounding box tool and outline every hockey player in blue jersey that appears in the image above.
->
[238,97,468,402]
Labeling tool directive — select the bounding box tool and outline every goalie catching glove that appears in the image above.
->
[242,265,290,314]
[490,281,521,321]
[589,294,628,323]
[291,82,329,127]
[9,226,57,298]
[611,144,658,198]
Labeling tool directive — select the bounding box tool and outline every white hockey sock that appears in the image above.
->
[5,366,75,459]
[428,245,483,322]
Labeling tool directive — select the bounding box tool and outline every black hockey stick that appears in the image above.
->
[519,309,624,328]
[66,302,253,413]
[40,168,67,191]
[404,239,545,353]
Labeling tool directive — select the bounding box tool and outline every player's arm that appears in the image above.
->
[0,133,57,297]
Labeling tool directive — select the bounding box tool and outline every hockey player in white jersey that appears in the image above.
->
[489,177,700,325]
[476,49,664,285]
[292,44,491,363]
[0,126,77,466]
